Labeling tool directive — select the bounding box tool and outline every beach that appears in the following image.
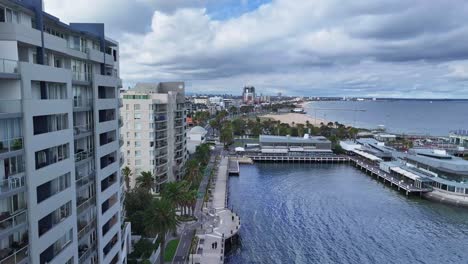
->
[260,113,327,126]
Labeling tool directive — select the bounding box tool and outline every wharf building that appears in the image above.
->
[0,0,131,263]
[120,82,188,192]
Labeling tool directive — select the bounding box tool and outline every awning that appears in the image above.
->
[352,149,382,162]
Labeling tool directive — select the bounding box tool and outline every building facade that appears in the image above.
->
[242,86,256,104]
[0,0,130,263]
[121,83,187,192]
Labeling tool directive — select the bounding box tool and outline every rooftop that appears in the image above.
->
[406,148,468,174]
[259,134,330,144]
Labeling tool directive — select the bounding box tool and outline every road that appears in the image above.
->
[172,146,220,264]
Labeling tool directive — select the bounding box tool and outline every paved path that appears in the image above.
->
[172,147,220,264]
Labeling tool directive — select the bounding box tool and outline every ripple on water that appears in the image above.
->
[225,163,468,264]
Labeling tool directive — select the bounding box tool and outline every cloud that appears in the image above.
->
[45,0,468,98]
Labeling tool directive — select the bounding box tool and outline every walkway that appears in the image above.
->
[191,157,241,264]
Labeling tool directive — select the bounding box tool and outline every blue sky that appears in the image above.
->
[44,0,468,98]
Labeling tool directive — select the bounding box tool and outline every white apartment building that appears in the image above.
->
[0,1,130,263]
[121,83,188,192]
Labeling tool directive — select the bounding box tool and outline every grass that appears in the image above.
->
[164,239,180,262]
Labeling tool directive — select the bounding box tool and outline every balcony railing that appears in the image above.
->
[0,176,25,194]
[0,137,23,154]
[73,124,93,136]
[77,196,96,215]
[73,98,93,108]
[76,173,95,189]
[0,100,21,114]
[78,218,96,239]
[0,209,27,233]
[73,71,92,82]
[0,58,19,74]
[78,242,96,263]
[75,148,94,162]
[0,245,28,264]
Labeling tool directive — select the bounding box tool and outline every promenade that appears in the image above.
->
[190,157,241,264]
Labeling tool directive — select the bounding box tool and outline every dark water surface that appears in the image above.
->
[304,100,468,136]
[226,163,468,264]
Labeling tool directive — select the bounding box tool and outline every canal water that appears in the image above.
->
[225,163,468,264]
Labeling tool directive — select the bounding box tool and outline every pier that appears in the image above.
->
[249,155,348,163]
[348,156,432,195]
[228,159,240,175]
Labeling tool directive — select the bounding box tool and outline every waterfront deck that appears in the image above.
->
[348,156,432,195]
[249,155,349,163]
[228,159,240,175]
[191,157,241,264]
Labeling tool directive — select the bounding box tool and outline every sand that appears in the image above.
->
[260,113,328,126]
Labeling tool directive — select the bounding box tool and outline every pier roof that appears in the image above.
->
[259,135,330,144]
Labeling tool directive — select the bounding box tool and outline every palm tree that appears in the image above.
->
[121,166,132,190]
[184,160,201,186]
[161,181,187,210]
[136,171,154,192]
[143,198,180,264]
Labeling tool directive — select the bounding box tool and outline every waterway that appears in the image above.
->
[304,100,468,136]
[226,163,468,264]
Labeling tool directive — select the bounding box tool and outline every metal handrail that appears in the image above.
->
[0,209,27,231]
[0,245,28,264]
[0,176,25,193]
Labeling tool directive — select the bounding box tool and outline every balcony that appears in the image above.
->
[0,58,19,77]
[76,172,95,190]
[155,123,167,131]
[0,176,25,196]
[73,98,93,109]
[0,137,23,155]
[72,71,92,82]
[75,148,94,163]
[0,209,27,235]
[0,245,28,264]
[0,100,21,118]
[78,242,96,263]
[77,195,96,215]
[78,218,96,240]
[73,124,93,136]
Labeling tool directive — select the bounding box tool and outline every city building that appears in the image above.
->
[256,134,332,155]
[193,96,209,106]
[449,130,468,148]
[120,82,187,192]
[0,0,130,263]
[242,86,256,104]
[187,126,208,154]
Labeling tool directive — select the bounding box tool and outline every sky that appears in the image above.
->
[43,0,468,98]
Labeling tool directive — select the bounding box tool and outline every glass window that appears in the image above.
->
[135,141,141,147]
[135,122,142,130]
[134,132,141,139]
[135,159,142,166]
[135,150,141,157]
[134,104,140,110]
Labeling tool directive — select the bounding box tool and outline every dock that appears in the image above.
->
[228,159,240,175]
[348,156,432,195]
[249,155,349,163]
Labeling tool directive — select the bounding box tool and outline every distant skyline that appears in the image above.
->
[45,0,468,98]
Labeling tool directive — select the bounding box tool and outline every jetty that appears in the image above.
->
[249,154,348,163]
[228,158,240,175]
[190,157,241,264]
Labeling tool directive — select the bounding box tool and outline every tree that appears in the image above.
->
[220,122,233,148]
[125,188,153,235]
[184,159,201,186]
[161,181,187,210]
[121,166,132,190]
[136,171,154,192]
[143,198,180,264]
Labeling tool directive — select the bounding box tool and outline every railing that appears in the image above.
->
[72,71,92,82]
[77,196,95,215]
[0,100,21,114]
[73,124,93,136]
[0,245,28,264]
[0,176,25,194]
[78,218,96,239]
[0,58,19,74]
[73,98,93,108]
[76,173,95,189]
[0,209,27,232]
[78,242,96,263]
[0,137,23,154]
[75,148,94,162]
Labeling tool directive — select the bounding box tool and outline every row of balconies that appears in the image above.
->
[0,175,25,196]
[75,148,94,163]
[0,137,23,155]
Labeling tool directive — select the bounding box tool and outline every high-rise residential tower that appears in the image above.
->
[0,0,131,263]
[121,82,188,192]
[242,86,256,104]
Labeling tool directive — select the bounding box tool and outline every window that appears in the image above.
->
[134,132,141,139]
[134,122,142,130]
[100,152,116,169]
[134,104,140,110]
[135,141,141,147]
[135,159,142,166]
[38,202,72,236]
[40,229,73,264]
[149,150,154,156]
[135,150,141,157]
[134,113,141,119]
[35,144,69,169]
[33,114,68,135]
[126,104,129,110]
[126,132,130,138]
[37,173,71,203]
[149,132,154,138]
